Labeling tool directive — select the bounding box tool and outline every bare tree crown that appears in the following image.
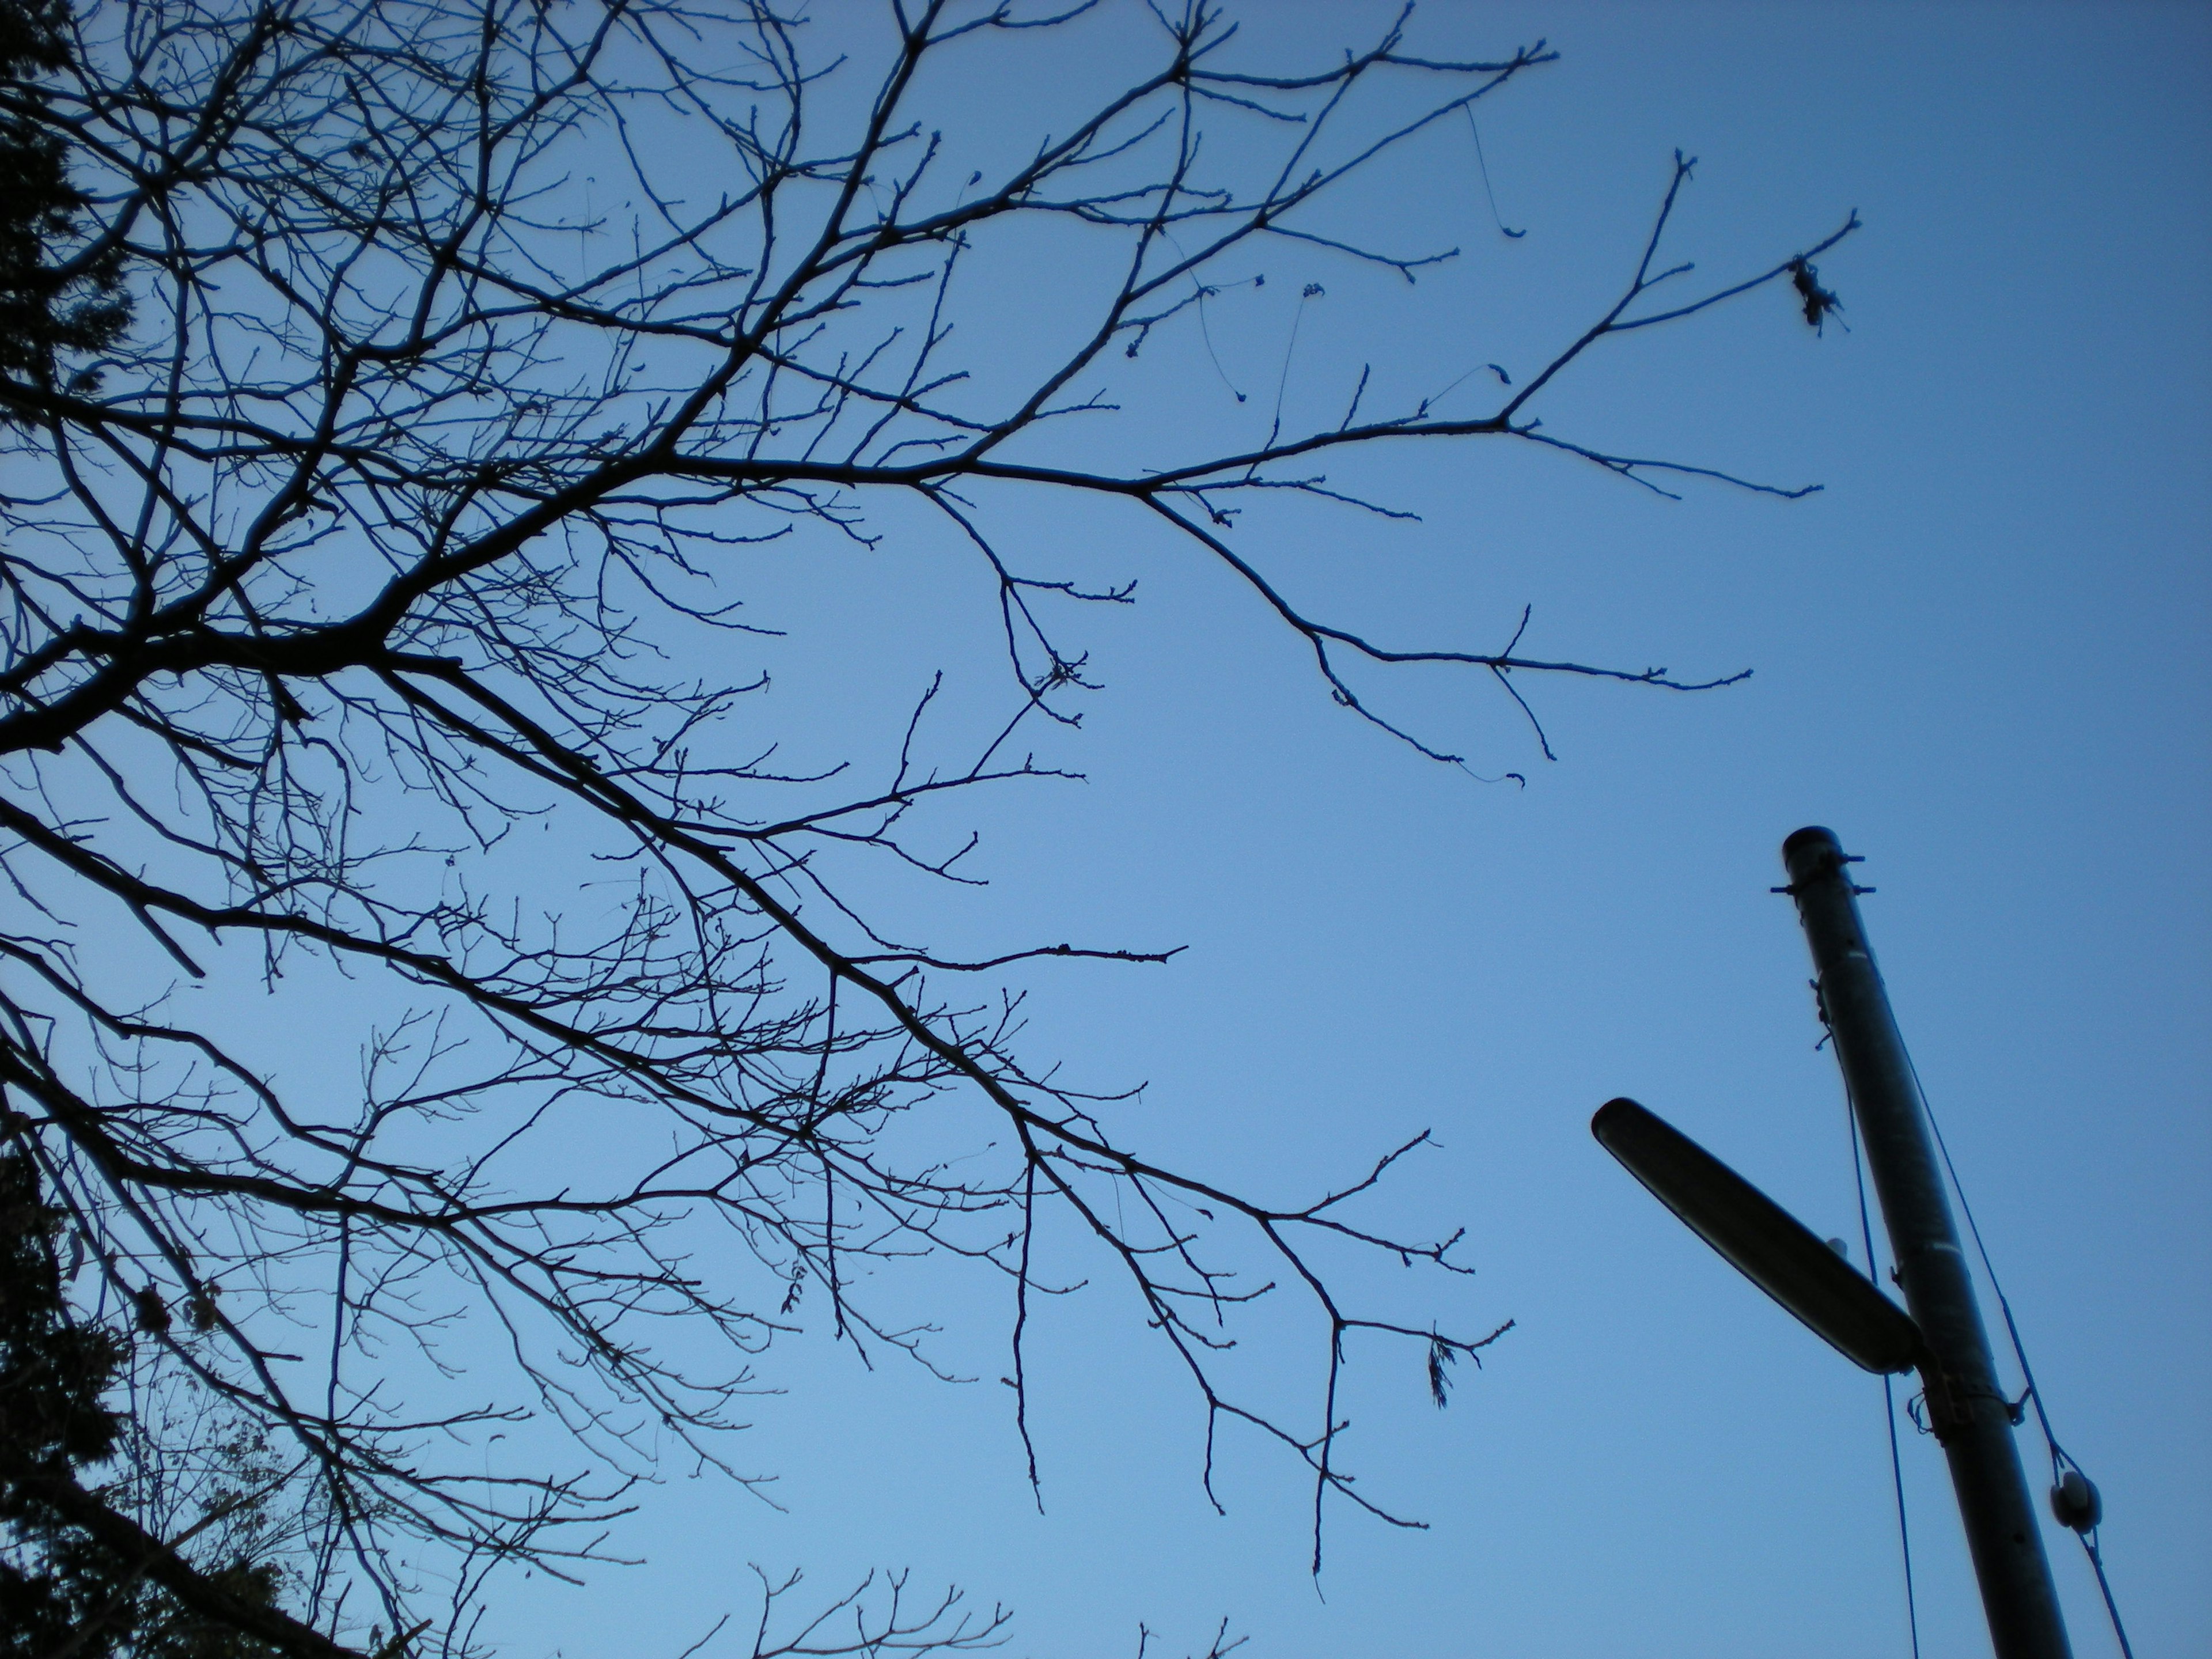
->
[0,0,1851,1649]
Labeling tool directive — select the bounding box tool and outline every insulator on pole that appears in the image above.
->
[2050,1469,2103,1534]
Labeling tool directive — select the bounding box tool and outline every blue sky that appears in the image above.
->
[461,4,2209,1654]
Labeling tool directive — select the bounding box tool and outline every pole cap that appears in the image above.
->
[1782,824,1843,865]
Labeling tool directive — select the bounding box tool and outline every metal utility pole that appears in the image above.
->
[1781,827,2072,1659]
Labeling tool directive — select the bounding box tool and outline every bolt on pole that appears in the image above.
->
[1782,827,2071,1659]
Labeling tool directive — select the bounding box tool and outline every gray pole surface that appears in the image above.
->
[1782,827,2071,1659]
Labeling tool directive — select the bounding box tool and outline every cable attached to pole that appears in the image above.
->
[1843,1067,1922,1659]
[1902,1052,2136,1659]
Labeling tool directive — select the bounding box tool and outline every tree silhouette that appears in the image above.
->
[0,1,1852,1649]
[0,0,128,389]
[1,1148,313,1658]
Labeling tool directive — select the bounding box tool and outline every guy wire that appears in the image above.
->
[1902,1050,2135,1659]
[1843,1072,1922,1659]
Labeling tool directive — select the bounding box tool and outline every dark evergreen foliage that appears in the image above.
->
[0,0,129,391]
[1,1147,124,1654]
[0,1152,284,1659]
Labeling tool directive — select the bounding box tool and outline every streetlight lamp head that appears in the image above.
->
[1592,1097,1924,1375]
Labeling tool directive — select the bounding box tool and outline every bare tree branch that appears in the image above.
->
[0,0,1853,1643]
